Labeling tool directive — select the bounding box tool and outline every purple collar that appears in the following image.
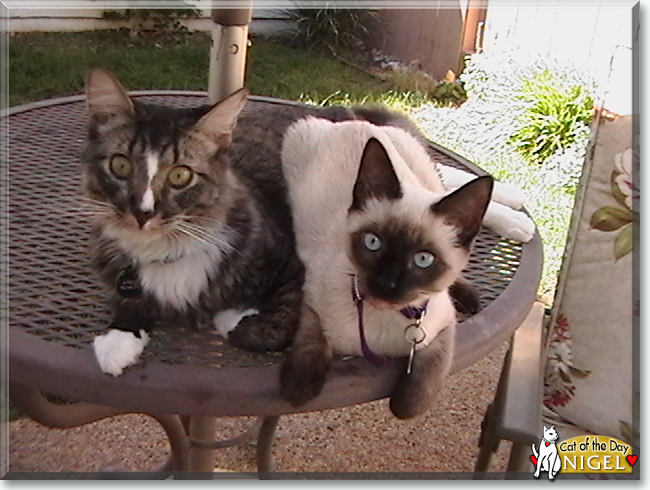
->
[400,303,428,321]
[350,276,428,367]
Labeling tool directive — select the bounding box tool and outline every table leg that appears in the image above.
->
[187,416,219,476]
[257,415,280,476]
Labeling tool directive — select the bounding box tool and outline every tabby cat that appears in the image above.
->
[84,69,306,375]
[280,118,494,418]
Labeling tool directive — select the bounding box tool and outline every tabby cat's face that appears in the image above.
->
[347,138,492,309]
[82,69,248,260]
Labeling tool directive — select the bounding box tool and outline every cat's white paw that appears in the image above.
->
[213,308,259,338]
[492,211,536,242]
[498,222,535,243]
[438,164,526,210]
[93,329,149,376]
[491,181,526,210]
[483,202,536,243]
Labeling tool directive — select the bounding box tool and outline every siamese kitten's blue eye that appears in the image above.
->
[413,251,435,268]
[363,232,382,251]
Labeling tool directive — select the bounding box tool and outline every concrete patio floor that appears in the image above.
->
[7,342,513,478]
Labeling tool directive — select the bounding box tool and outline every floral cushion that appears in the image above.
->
[543,114,637,443]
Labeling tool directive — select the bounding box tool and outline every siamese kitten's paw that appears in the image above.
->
[213,308,259,338]
[389,368,442,419]
[389,326,454,419]
[280,353,330,407]
[279,303,331,406]
[93,329,149,376]
[483,201,535,243]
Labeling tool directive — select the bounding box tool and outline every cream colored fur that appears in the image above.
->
[282,118,461,356]
[440,165,535,242]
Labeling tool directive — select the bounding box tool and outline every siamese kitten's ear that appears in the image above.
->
[350,137,403,212]
[194,88,249,149]
[85,68,135,124]
[432,175,493,249]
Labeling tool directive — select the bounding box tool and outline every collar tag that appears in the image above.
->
[405,322,427,374]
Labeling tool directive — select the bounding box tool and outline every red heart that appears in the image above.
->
[627,455,638,467]
[530,455,538,466]
[545,442,551,446]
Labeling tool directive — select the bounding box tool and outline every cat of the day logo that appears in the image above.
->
[531,425,637,479]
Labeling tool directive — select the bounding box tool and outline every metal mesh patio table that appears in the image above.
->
[5,93,543,476]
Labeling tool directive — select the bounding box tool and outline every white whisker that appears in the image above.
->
[175,221,227,243]
[173,221,240,257]
[173,225,212,248]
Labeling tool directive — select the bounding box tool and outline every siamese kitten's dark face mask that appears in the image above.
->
[347,138,493,308]
[82,69,248,258]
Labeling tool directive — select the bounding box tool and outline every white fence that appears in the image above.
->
[482,1,636,114]
[2,6,292,36]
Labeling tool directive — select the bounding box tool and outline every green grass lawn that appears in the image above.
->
[8,30,400,107]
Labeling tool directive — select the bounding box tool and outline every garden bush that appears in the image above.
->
[282,5,381,56]
[413,52,597,302]
[509,69,594,165]
[102,4,202,37]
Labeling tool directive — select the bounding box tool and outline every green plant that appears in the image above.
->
[376,66,467,108]
[431,80,467,107]
[102,4,202,37]
[283,4,381,55]
[509,69,594,164]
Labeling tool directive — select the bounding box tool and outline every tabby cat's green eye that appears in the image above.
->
[109,155,133,180]
[168,165,194,189]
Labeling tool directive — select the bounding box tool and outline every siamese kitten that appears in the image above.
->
[280,118,493,418]
[84,69,304,375]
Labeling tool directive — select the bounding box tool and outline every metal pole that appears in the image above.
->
[208,2,253,103]
[256,415,280,475]
[187,416,219,476]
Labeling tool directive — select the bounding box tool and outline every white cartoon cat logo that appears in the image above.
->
[531,425,562,479]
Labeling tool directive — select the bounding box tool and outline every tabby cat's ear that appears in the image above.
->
[194,88,249,148]
[350,138,402,212]
[431,175,493,249]
[85,68,134,123]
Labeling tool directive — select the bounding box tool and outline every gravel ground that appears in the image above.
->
[7,341,513,479]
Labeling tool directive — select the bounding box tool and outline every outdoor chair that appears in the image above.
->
[473,104,638,478]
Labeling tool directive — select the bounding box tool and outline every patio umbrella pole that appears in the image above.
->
[208,3,253,104]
